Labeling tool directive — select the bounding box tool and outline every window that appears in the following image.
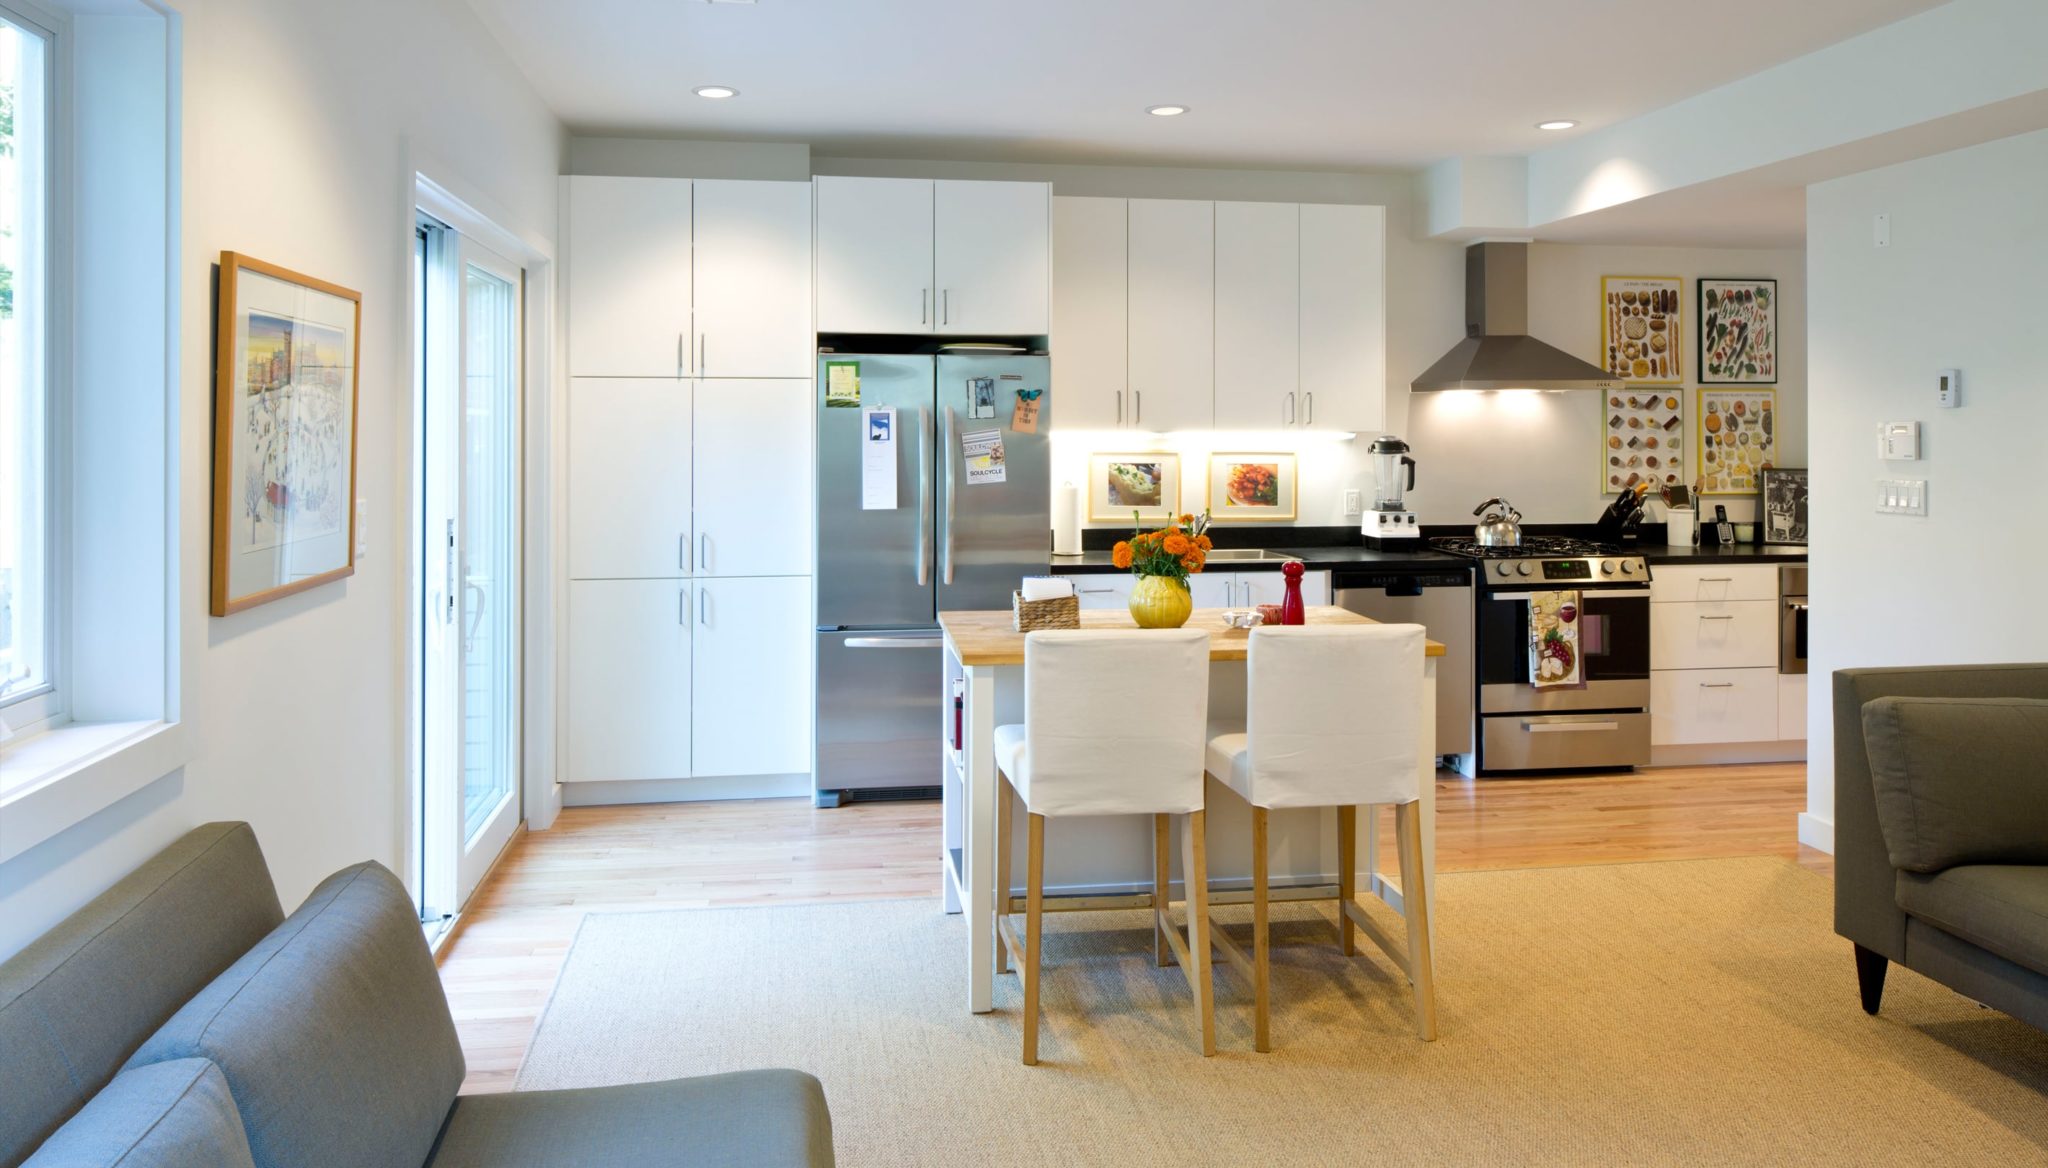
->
[0,7,51,726]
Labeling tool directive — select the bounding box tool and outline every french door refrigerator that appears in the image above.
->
[814,351,1052,805]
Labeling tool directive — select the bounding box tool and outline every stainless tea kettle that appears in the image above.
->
[1473,497,1523,547]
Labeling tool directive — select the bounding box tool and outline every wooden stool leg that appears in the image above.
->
[1251,805,1271,1054]
[1395,801,1438,1042]
[995,775,1013,976]
[1337,805,1358,956]
[1153,813,1172,968]
[1181,809,1216,1057]
[1022,812,1046,1065]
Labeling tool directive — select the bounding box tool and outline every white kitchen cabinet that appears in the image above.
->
[1651,600,1779,671]
[1065,569,1331,612]
[1069,574,1133,610]
[693,380,813,578]
[568,378,692,579]
[567,579,692,781]
[1650,667,1780,745]
[1051,197,1128,429]
[1650,564,1779,604]
[1239,569,1331,609]
[1299,203,1386,432]
[1778,672,1808,742]
[1190,573,1236,609]
[1127,199,1214,431]
[568,177,692,378]
[934,180,1049,335]
[692,576,814,777]
[1213,202,1300,430]
[816,176,934,334]
[692,180,813,379]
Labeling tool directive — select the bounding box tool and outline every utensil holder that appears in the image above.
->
[1013,591,1080,632]
[1665,508,1697,547]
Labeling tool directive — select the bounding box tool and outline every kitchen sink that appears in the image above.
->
[1202,549,1302,563]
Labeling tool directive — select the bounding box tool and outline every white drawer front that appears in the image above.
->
[1652,600,1778,669]
[1778,672,1808,742]
[1651,564,1779,604]
[1064,573,1133,610]
[1651,667,1781,745]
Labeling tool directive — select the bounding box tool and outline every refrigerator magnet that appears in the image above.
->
[1011,388,1042,433]
[961,428,1007,485]
[825,361,860,407]
[967,377,998,419]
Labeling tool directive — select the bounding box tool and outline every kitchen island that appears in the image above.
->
[937,606,1445,1013]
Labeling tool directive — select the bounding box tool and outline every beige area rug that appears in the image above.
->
[515,858,2048,1166]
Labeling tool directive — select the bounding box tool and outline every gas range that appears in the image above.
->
[1429,536,1648,589]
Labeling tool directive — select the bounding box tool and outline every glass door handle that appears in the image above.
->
[462,582,485,654]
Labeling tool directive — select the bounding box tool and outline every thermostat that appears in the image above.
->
[1879,421,1921,460]
[1938,368,1960,408]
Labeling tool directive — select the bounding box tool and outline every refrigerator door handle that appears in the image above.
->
[917,406,932,586]
[941,406,957,584]
[843,636,945,649]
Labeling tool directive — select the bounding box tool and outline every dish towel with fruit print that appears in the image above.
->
[1529,592,1584,689]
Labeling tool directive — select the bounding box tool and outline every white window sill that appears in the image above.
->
[0,720,186,864]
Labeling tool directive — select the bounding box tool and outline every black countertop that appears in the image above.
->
[1642,543,1808,565]
[1051,533,1805,575]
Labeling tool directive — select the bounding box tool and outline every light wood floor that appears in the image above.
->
[438,762,1827,1094]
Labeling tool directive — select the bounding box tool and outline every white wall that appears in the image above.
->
[1800,128,2048,850]
[0,0,564,956]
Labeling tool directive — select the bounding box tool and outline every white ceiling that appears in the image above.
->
[469,0,1942,171]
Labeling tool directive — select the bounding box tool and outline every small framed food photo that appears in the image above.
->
[1758,467,1809,545]
[1600,276,1683,385]
[1207,453,1297,522]
[1698,278,1777,384]
[1696,389,1776,496]
[1087,453,1182,522]
[1601,389,1685,496]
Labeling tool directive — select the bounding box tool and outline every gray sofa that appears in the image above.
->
[0,823,833,1167]
[1834,665,2048,1031]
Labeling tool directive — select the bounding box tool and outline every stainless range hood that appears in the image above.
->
[1412,242,1622,392]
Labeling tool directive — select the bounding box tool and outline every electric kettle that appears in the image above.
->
[1473,497,1523,547]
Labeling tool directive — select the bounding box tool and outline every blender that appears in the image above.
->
[1362,435,1420,548]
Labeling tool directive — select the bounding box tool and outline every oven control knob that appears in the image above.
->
[1495,563,1511,578]
[1600,561,1615,576]
[1515,562,1532,577]
[1620,561,1636,575]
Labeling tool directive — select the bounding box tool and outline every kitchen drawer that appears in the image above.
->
[1778,672,1808,742]
[1651,667,1780,745]
[1651,564,1779,604]
[1651,599,1778,669]
[1482,712,1650,770]
[1065,574,1132,610]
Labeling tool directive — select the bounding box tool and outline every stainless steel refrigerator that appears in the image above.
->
[814,351,1052,805]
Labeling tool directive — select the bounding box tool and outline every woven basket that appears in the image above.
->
[1013,591,1080,632]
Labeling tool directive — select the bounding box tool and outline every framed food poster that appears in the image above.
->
[1601,389,1685,495]
[1696,389,1775,496]
[211,252,362,615]
[1087,453,1181,522]
[1758,467,1809,545]
[1207,453,1297,522]
[1699,278,1777,384]
[1600,276,1682,384]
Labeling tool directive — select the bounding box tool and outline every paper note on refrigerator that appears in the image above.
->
[861,407,897,510]
[960,428,1007,485]
[826,361,861,408]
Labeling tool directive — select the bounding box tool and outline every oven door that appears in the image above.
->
[1478,587,1651,713]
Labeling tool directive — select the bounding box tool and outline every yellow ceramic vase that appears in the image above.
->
[1128,574,1193,629]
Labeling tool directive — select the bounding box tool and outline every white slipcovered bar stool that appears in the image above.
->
[1203,623,1436,1051]
[992,628,1214,1065]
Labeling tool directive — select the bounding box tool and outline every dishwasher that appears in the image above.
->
[1333,566,1476,768]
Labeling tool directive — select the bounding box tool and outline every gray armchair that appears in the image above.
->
[1834,666,2048,1030]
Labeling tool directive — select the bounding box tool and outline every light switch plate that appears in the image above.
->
[1876,478,1927,515]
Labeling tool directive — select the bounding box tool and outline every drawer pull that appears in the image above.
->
[1698,614,1735,621]
[1078,588,1116,595]
[1699,577,1734,583]
[1698,682,1736,689]
[1525,721,1620,734]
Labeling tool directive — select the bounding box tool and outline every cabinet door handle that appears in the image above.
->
[1077,587,1115,595]
[1698,614,1735,621]
[1115,391,1123,425]
[699,589,709,626]
[678,587,687,625]
[921,288,928,326]
[1305,392,1314,425]
[943,289,951,325]
[1699,577,1733,583]
[1285,392,1295,425]
[678,333,687,377]
[679,533,687,571]
[699,533,709,572]
[1134,390,1142,426]
[699,333,707,374]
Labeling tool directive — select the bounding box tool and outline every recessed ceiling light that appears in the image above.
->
[1147,104,1189,117]
[1536,119,1577,131]
[694,85,739,100]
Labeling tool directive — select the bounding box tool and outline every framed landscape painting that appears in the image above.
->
[1087,452,1181,523]
[211,252,362,615]
[1207,453,1297,522]
[1698,278,1777,384]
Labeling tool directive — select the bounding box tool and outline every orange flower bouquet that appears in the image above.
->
[1112,510,1213,628]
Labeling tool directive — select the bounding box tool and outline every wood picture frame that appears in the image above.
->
[1207,452,1298,522]
[1698,278,1778,384]
[1087,452,1182,523]
[211,251,363,615]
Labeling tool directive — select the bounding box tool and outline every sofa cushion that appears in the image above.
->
[1860,696,2048,873]
[1896,865,2048,979]
[20,1060,253,1168]
[0,823,283,1168]
[122,862,463,1168]
[425,1070,833,1168]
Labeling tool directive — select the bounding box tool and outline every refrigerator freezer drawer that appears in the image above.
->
[815,629,945,793]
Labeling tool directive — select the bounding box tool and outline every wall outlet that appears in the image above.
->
[1342,488,1362,518]
[1876,479,1927,515]
[1873,212,1890,248]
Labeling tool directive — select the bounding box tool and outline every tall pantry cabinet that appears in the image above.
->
[563,176,815,798]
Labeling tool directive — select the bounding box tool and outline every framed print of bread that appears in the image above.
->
[1088,453,1182,523]
[1698,278,1777,384]
[1600,276,1682,385]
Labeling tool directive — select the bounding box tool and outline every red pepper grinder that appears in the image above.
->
[1280,561,1307,626]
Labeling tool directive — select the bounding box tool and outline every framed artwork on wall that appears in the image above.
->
[1696,388,1775,497]
[1599,276,1682,385]
[211,252,363,616]
[1698,278,1778,384]
[1758,467,1809,545]
[1207,453,1297,522]
[1600,388,1685,496]
[1087,452,1182,523]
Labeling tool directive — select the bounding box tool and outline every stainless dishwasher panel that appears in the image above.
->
[1335,570,1474,757]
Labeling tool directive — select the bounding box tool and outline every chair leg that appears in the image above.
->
[1022,812,1045,1065]
[1853,944,1888,1016]
[1394,801,1438,1042]
[1181,809,1216,1057]
[1154,813,1173,968]
[995,775,1013,976]
[1251,805,1271,1054]
[1337,804,1358,956]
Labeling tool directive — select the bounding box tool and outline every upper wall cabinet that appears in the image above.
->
[567,175,812,380]
[1127,199,1215,431]
[1213,201,1301,430]
[816,176,1049,336]
[1299,203,1386,433]
[1051,196,1128,430]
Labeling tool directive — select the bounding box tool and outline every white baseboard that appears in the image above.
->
[1650,740,1807,767]
[561,773,812,807]
[1797,812,1835,854]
